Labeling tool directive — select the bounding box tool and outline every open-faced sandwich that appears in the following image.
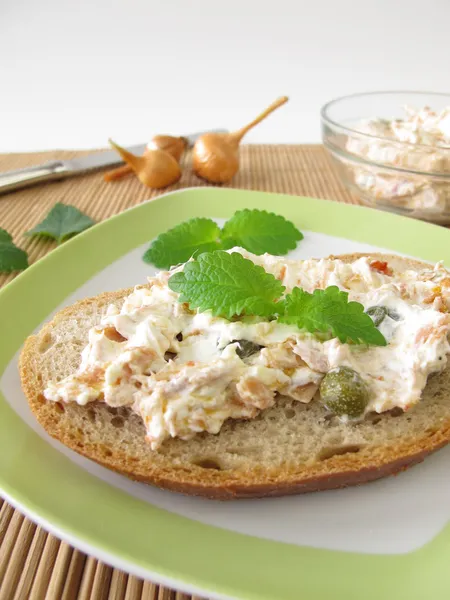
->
[20,248,450,498]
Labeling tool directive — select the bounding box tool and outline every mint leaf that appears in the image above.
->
[0,229,13,244]
[143,218,222,269]
[168,250,387,347]
[26,203,95,244]
[279,286,386,346]
[220,209,303,255]
[0,229,28,273]
[142,210,304,268]
[169,251,284,319]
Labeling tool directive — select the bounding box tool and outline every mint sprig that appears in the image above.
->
[169,251,387,346]
[279,286,387,346]
[169,251,285,319]
[143,218,221,269]
[0,229,28,273]
[26,203,95,244]
[143,209,303,269]
[221,209,303,255]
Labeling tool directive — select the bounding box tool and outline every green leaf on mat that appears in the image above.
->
[26,203,95,244]
[0,228,28,273]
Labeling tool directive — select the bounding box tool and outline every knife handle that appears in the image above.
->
[0,161,69,196]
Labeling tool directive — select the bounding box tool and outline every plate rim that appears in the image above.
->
[1,487,230,600]
[2,187,450,600]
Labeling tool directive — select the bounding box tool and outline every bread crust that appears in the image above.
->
[19,253,450,499]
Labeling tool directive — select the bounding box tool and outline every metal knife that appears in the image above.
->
[0,129,226,196]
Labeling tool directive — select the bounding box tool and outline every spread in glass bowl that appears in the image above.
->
[346,105,450,213]
[321,92,450,224]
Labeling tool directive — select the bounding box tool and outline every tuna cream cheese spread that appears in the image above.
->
[346,105,450,214]
[45,249,450,449]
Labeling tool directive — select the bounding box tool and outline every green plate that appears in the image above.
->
[1,188,450,600]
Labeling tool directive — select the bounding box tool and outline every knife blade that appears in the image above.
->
[65,142,147,172]
[0,129,227,195]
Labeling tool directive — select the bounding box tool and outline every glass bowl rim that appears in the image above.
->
[320,90,450,153]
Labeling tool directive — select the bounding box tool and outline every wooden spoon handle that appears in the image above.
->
[233,96,288,142]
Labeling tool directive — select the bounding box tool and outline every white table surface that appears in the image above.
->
[1,0,449,152]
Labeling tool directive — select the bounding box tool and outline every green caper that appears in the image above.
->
[319,366,369,418]
[232,339,263,359]
[386,308,401,321]
[366,305,401,327]
[365,306,388,326]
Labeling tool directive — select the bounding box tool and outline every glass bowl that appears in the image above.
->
[321,91,450,224]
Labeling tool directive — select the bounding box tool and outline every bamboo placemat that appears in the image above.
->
[0,145,354,599]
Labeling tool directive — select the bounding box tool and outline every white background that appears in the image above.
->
[1,0,449,151]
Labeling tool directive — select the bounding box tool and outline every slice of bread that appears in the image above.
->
[19,253,450,499]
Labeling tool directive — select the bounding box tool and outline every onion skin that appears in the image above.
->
[192,96,288,184]
[192,133,239,183]
[105,135,186,184]
[147,135,187,162]
[109,139,182,189]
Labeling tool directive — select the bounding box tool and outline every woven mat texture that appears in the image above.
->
[0,145,354,599]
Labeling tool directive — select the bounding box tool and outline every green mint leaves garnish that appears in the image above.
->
[169,251,285,319]
[221,209,303,255]
[279,286,387,346]
[0,229,28,273]
[26,203,95,244]
[169,251,387,346]
[143,209,303,269]
[143,218,222,269]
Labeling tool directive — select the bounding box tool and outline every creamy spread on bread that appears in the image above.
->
[44,249,450,449]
